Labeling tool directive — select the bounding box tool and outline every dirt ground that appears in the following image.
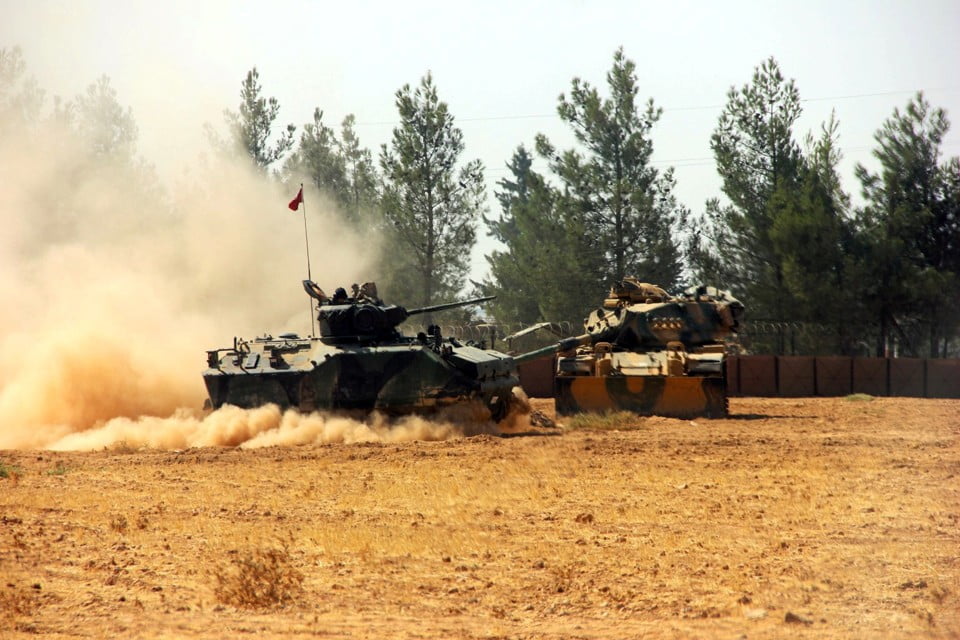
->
[2,396,958,639]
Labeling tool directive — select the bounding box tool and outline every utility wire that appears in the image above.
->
[350,87,959,126]
[347,87,960,173]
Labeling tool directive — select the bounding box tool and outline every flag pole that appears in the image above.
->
[299,183,316,338]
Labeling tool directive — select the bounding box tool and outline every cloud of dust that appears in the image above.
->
[0,53,532,452]
[0,98,377,449]
[44,401,505,452]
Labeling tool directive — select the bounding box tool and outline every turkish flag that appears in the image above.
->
[288,187,304,211]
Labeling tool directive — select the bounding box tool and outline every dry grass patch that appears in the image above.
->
[0,580,39,626]
[562,410,643,430]
[0,460,21,479]
[213,537,304,609]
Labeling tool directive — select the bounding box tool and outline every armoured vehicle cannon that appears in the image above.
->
[203,281,520,421]
[514,278,744,418]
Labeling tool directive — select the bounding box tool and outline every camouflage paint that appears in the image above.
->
[551,280,742,420]
[204,287,519,421]
[555,375,728,418]
[205,340,519,419]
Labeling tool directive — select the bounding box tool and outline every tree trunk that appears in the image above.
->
[877,309,888,357]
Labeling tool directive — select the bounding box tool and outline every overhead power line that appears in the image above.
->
[345,86,959,174]
[350,87,959,127]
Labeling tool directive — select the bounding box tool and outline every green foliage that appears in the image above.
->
[285,108,347,201]
[693,63,958,357]
[0,52,167,255]
[480,146,597,326]
[768,116,860,353]
[484,48,687,330]
[210,67,295,173]
[691,57,858,354]
[46,463,68,476]
[855,93,960,356]
[0,460,22,479]
[5,46,957,358]
[702,57,804,323]
[72,75,139,161]
[379,73,484,309]
[339,114,381,224]
[0,46,44,135]
[481,146,548,324]
[536,48,685,291]
[283,111,380,226]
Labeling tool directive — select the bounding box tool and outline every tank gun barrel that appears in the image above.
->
[407,295,496,317]
[512,333,594,365]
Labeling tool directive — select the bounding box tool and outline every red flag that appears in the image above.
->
[288,187,303,211]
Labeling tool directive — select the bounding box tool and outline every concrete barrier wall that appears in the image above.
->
[517,355,556,398]
[889,358,925,397]
[725,357,740,396]
[852,358,888,396]
[729,356,960,398]
[927,360,960,398]
[517,354,960,399]
[816,356,853,397]
[737,355,778,397]
[777,357,815,397]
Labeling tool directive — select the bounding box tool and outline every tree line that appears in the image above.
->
[2,46,957,357]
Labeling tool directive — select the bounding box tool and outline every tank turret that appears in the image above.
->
[582,279,743,351]
[302,279,495,344]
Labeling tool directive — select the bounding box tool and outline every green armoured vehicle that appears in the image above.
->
[203,281,520,421]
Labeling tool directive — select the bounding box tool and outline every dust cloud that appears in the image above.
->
[0,98,384,450]
[44,401,507,452]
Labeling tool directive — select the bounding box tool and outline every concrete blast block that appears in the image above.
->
[737,356,778,397]
[852,357,888,396]
[889,358,925,397]
[777,356,815,397]
[926,360,960,398]
[816,356,852,397]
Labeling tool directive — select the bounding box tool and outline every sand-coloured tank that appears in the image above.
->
[514,278,744,418]
[203,281,520,421]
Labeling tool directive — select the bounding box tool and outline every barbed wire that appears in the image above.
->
[408,319,844,343]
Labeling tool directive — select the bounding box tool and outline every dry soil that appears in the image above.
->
[2,397,958,639]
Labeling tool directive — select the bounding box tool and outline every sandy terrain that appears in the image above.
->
[2,397,958,639]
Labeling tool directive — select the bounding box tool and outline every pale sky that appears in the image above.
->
[3,0,959,279]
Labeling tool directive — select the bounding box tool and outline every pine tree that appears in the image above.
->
[209,67,295,173]
[378,73,484,309]
[535,47,685,291]
[481,145,599,327]
[72,75,139,162]
[481,146,545,325]
[767,113,859,354]
[0,52,165,254]
[685,58,815,353]
[707,57,803,322]
[856,93,960,356]
[0,46,44,135]
[339,114,380,225]
[283,108,350,209]
[282,111,380,226]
